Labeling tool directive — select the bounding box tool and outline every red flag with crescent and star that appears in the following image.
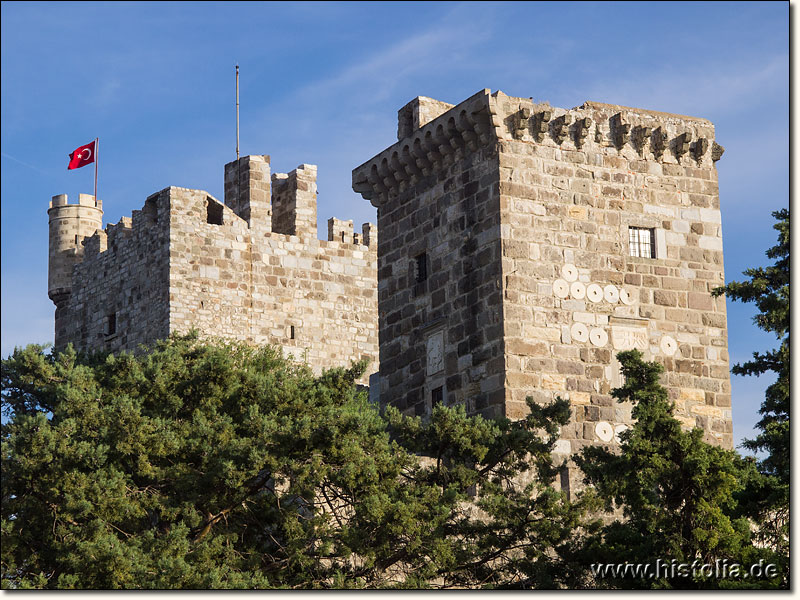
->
[68,140,96,170]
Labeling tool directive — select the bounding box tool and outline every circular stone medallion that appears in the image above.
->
[570,322,589,343]
[614,424,628,444]
[561,264,579,282]
[586,283,603,303]
[603,284,619,303]
[589,327,608,347]
[570,281,586,299]
[595,421,614,442]
[619,287,636,305]
[660,335,678,356]
[553,279,570,298]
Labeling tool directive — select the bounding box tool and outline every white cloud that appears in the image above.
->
[1,152,55,177]
[298,25,483,102]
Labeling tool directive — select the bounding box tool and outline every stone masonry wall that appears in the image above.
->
[354,90,507,417]
[57,193,171,352]
[353,89,732,476]
[271,164,318,239]
[375,147,503,416]
[51,160,378,385]
[165,179,377,384]
[486,92,731,495]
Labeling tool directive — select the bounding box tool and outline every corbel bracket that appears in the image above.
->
[533,110,552,143]
[575,116,592,148]
[675,131,692,159]
[553,114,573,144]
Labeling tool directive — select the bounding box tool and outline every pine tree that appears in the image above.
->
[2,333,590,589]
[575,350,784,589]
[712,208,788,563]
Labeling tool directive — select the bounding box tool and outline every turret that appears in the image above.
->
[224,155,272,235]
[47,193,103,306]
[271,164,318,240]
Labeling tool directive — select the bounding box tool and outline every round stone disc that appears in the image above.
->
[570,322,589,343]
[660,335,678,356]
[595,421,614,442]
[603,284,619,304]
[619,287,636,305]
[614,424,628,444]
[553,279,570,298]
[561,264,579,282]
[570,281,586,299]
[589,327,608,347]
[586,283,603,303]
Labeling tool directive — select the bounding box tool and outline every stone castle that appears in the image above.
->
[48,156,378,383]
[49,89,733,487]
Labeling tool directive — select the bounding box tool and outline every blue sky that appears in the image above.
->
[0,1,788,450]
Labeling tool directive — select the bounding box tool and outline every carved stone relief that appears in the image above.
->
[611,325,649,351]
[426,330,444,374]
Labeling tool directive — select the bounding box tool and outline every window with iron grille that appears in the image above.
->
[629,227,656,258]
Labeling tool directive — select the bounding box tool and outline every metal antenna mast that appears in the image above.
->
[236,64,240,159]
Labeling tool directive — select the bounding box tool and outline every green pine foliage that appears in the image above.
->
[2,333,589,589]
[712,208,788,565]
[575,350,785,589]
[382,398,600,588]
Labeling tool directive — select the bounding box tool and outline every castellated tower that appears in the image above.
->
[48,193,103,345]
[352,89,732,493]
[48,155,378,384]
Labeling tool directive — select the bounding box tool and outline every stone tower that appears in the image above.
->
[48,193,103,345]
[352,89,732,488]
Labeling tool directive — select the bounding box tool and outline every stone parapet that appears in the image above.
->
[353,90,724,210]
[270,164,318,240]
[224,155,272,234]
[353,89,502,208]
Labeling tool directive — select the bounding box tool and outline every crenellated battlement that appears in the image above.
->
[83,229,107,257]
[48,155,378,384]
[353,89,725,209]
[271,164,318,240]
[49,192,103,211]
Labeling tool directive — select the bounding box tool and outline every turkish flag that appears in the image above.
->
[68,140,96,170]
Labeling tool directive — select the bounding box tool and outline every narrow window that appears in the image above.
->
[207,200,223,225]
[106,313,116,336]
[415,252,428,283]
[75,234,79,244]
[629,227,656,258]
[560,467,571,500]
[290,325,296,340]
[431,386,444,406]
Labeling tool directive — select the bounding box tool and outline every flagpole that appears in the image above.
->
[94,137,99,206]
[236,64,240,160]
